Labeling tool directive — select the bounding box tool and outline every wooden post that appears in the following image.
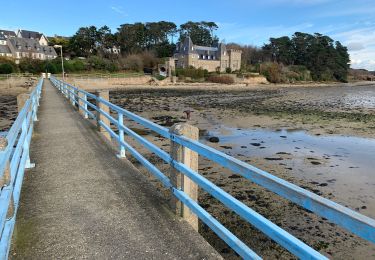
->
[169,123,199,231]
[96,90,111,141]
[17,93,30,112]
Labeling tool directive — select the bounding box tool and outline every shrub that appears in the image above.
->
[44,62,58,74]
[260,62,282,83]
[155,74,166,80]
[141,51,159,69]
[104,61,118,72]
[72,59,85,71]
[0,63,14,74]
[225,67,232,73]
[207,75,234,84]
[175,67,208,80]
[0,57,17,74]
[86,56,106,70]
[19,58,44,74]
[122,54,143,72]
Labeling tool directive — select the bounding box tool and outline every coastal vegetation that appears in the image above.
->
[0,22,352,83]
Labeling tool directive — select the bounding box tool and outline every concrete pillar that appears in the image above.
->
[17,93,30,112]
[169,123,199,231]
[0,137,10,187]
[96,90,111,141]
[78,92,88,118]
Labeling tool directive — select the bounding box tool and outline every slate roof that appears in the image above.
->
[0,30,16,38]
[8,37,57,57]
[18,30,43,40]
[193,45,218,52]
[8,38,44,53]
[0,45,11,54]
[42,46,58,56]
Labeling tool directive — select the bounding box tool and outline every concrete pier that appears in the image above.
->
[10,80,221,259]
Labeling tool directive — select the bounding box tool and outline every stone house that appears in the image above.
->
[0,37,57,63]
[173,37,242,72]
[104,45,121,55]
[16,29,49,46]
[0,29,57,63]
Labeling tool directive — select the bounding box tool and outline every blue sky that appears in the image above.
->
[2,0,375,70]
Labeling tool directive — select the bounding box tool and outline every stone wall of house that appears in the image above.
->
[220,55,230,72]
[228,49,242,71]
[190,55,221,72]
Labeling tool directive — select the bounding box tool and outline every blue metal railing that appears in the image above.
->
[0,78,43,259]
[50,76,375,259]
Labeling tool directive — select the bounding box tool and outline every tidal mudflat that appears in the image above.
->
[0,78,35,132]
[110,82,375,259]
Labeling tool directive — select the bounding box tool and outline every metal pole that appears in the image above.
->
[60,47,65,81]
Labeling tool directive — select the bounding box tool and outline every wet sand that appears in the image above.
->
[108,82,375,259]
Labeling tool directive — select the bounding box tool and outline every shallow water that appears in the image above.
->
[205,126,375,218]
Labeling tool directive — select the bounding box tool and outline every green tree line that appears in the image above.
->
[262,32,350,82]
[1,21,350,82]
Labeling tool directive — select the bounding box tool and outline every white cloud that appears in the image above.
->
[347,42,365,51]
[110,6,127,16]
[331,26,375,70]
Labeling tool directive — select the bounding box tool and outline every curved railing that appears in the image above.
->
[50,76,375,259]
[0,78,43,259]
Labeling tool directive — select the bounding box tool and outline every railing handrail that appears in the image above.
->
[0,78,43,259]
[50,76,375,259]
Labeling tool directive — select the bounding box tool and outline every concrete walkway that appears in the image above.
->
[10,80,221,259]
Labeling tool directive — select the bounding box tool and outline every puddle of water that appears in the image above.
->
[204,126,375,217]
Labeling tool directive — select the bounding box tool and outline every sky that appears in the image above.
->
[1,0,375,70]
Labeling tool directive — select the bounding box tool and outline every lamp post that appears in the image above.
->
[54,45,65,81]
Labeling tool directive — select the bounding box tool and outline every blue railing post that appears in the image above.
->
[21,119,34,169]
[32,95,38,122]
[83,93,88,119]
[117,113,126,158]
[64,83,68,99]
[72,88,76,106]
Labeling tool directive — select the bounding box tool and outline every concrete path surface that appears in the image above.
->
[10,80,221,259]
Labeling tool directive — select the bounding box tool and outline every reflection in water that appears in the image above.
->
[203,126,375,217]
